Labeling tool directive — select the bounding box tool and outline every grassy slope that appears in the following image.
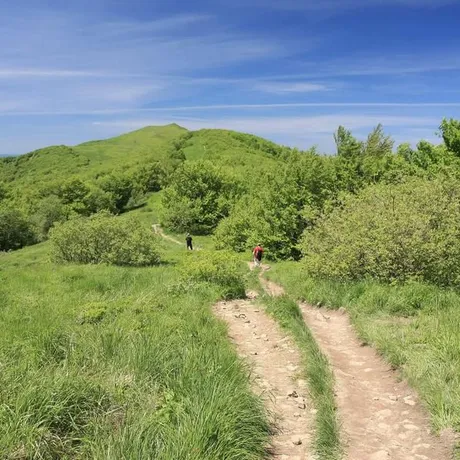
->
[0,125,286,195]
[183,129,283,184]
[0,124,187,189]
[0,216,270,459]
[266,262,460,440]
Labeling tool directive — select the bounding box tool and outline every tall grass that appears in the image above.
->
[266,262,460,436]
[0,245,270,459]
[261,294,341,459]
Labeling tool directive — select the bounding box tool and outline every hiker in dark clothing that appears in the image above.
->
[186,233,193,250]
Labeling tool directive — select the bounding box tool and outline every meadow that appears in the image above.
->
[0,237,270,459]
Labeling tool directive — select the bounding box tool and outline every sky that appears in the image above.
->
[1,0,460,156]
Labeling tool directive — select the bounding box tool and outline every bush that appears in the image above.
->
[50,212,161,266]
[302,177,460,286]
[30,195,68,240]
[0,206,36,251]
[161,161,242,234]
[179,250,246,299]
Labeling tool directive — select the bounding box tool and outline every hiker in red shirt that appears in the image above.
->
[253,244,264,267]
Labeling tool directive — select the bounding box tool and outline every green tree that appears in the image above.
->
[161,161,241,234]
[334,126,363,158]
[30,196,68,240]
[50,212,161,266]
[99,173,134,212]
[0,206,36,251]
[363,124,394,157]
[440,118,460,156]
[57,178,90,205]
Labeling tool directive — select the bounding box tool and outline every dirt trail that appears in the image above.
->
[214,293,315,459]
[301,305,454,460]
[152,224,182,245]
[257,266,454,459]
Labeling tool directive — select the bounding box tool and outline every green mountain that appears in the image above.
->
[0,125,289,193]
[0,124,186,189]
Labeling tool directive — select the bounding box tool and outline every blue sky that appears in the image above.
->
[1,0,460,155]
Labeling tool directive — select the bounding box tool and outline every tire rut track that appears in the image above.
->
[214,294,315,459]
[259,268,455,459]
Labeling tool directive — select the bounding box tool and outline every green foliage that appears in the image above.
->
[334,125,363,158]
[83,185,117,214]
[58,178,90,205]
[363,124,394,157]
[0,182,7,201]
[179,250,246,299]
[215,152,336,260]
[99,173,135,213]
[161,161,242,235]
[133,161,165,193]
[0,205,36,251]
[50,212,161,266]
[302,178,460,286]
[30,195,68,240]
[398,140,453,170]
[440,118,460,156]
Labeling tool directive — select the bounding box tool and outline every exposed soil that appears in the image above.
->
[214,294,315,459]
[256,268,455,460]
[300,304,455,460]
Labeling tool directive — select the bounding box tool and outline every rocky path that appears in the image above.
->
[257,265,454,460]
[300,305,454,460]
[214,293,315,459]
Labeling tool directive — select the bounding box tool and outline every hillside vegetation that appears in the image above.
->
[2,118,460,457]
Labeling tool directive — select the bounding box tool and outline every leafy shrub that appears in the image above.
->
[98,173,134,212]
[50,212,161,266]
[161,161,242,234]
[30,195,68,240]
[302,178,460,286]
[179,250,246,299]
[0,205,36,251]
[214,154,334,260]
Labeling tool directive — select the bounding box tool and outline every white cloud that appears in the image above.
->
[89,114,441,152]
[254,82,329,93]
[91,114,439,135]
[0,11,289,78]
[96,14,211,36]
[2,102,460,117]
[0,69,115,78]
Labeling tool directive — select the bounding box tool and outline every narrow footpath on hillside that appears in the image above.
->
[214,291,315,459]
[258,266,455,460]
[152,224,182,245]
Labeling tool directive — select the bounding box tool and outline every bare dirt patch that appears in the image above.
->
[214,296,315,459]
[301,304,454,460]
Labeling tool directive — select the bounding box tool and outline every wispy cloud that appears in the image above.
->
[2,102,460,117]
[96,14,211,36]
[0,69,121,78]
[92,114,438,133]
[89,113,442,153]
[254,82,329,93]
[236,0,459,11]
